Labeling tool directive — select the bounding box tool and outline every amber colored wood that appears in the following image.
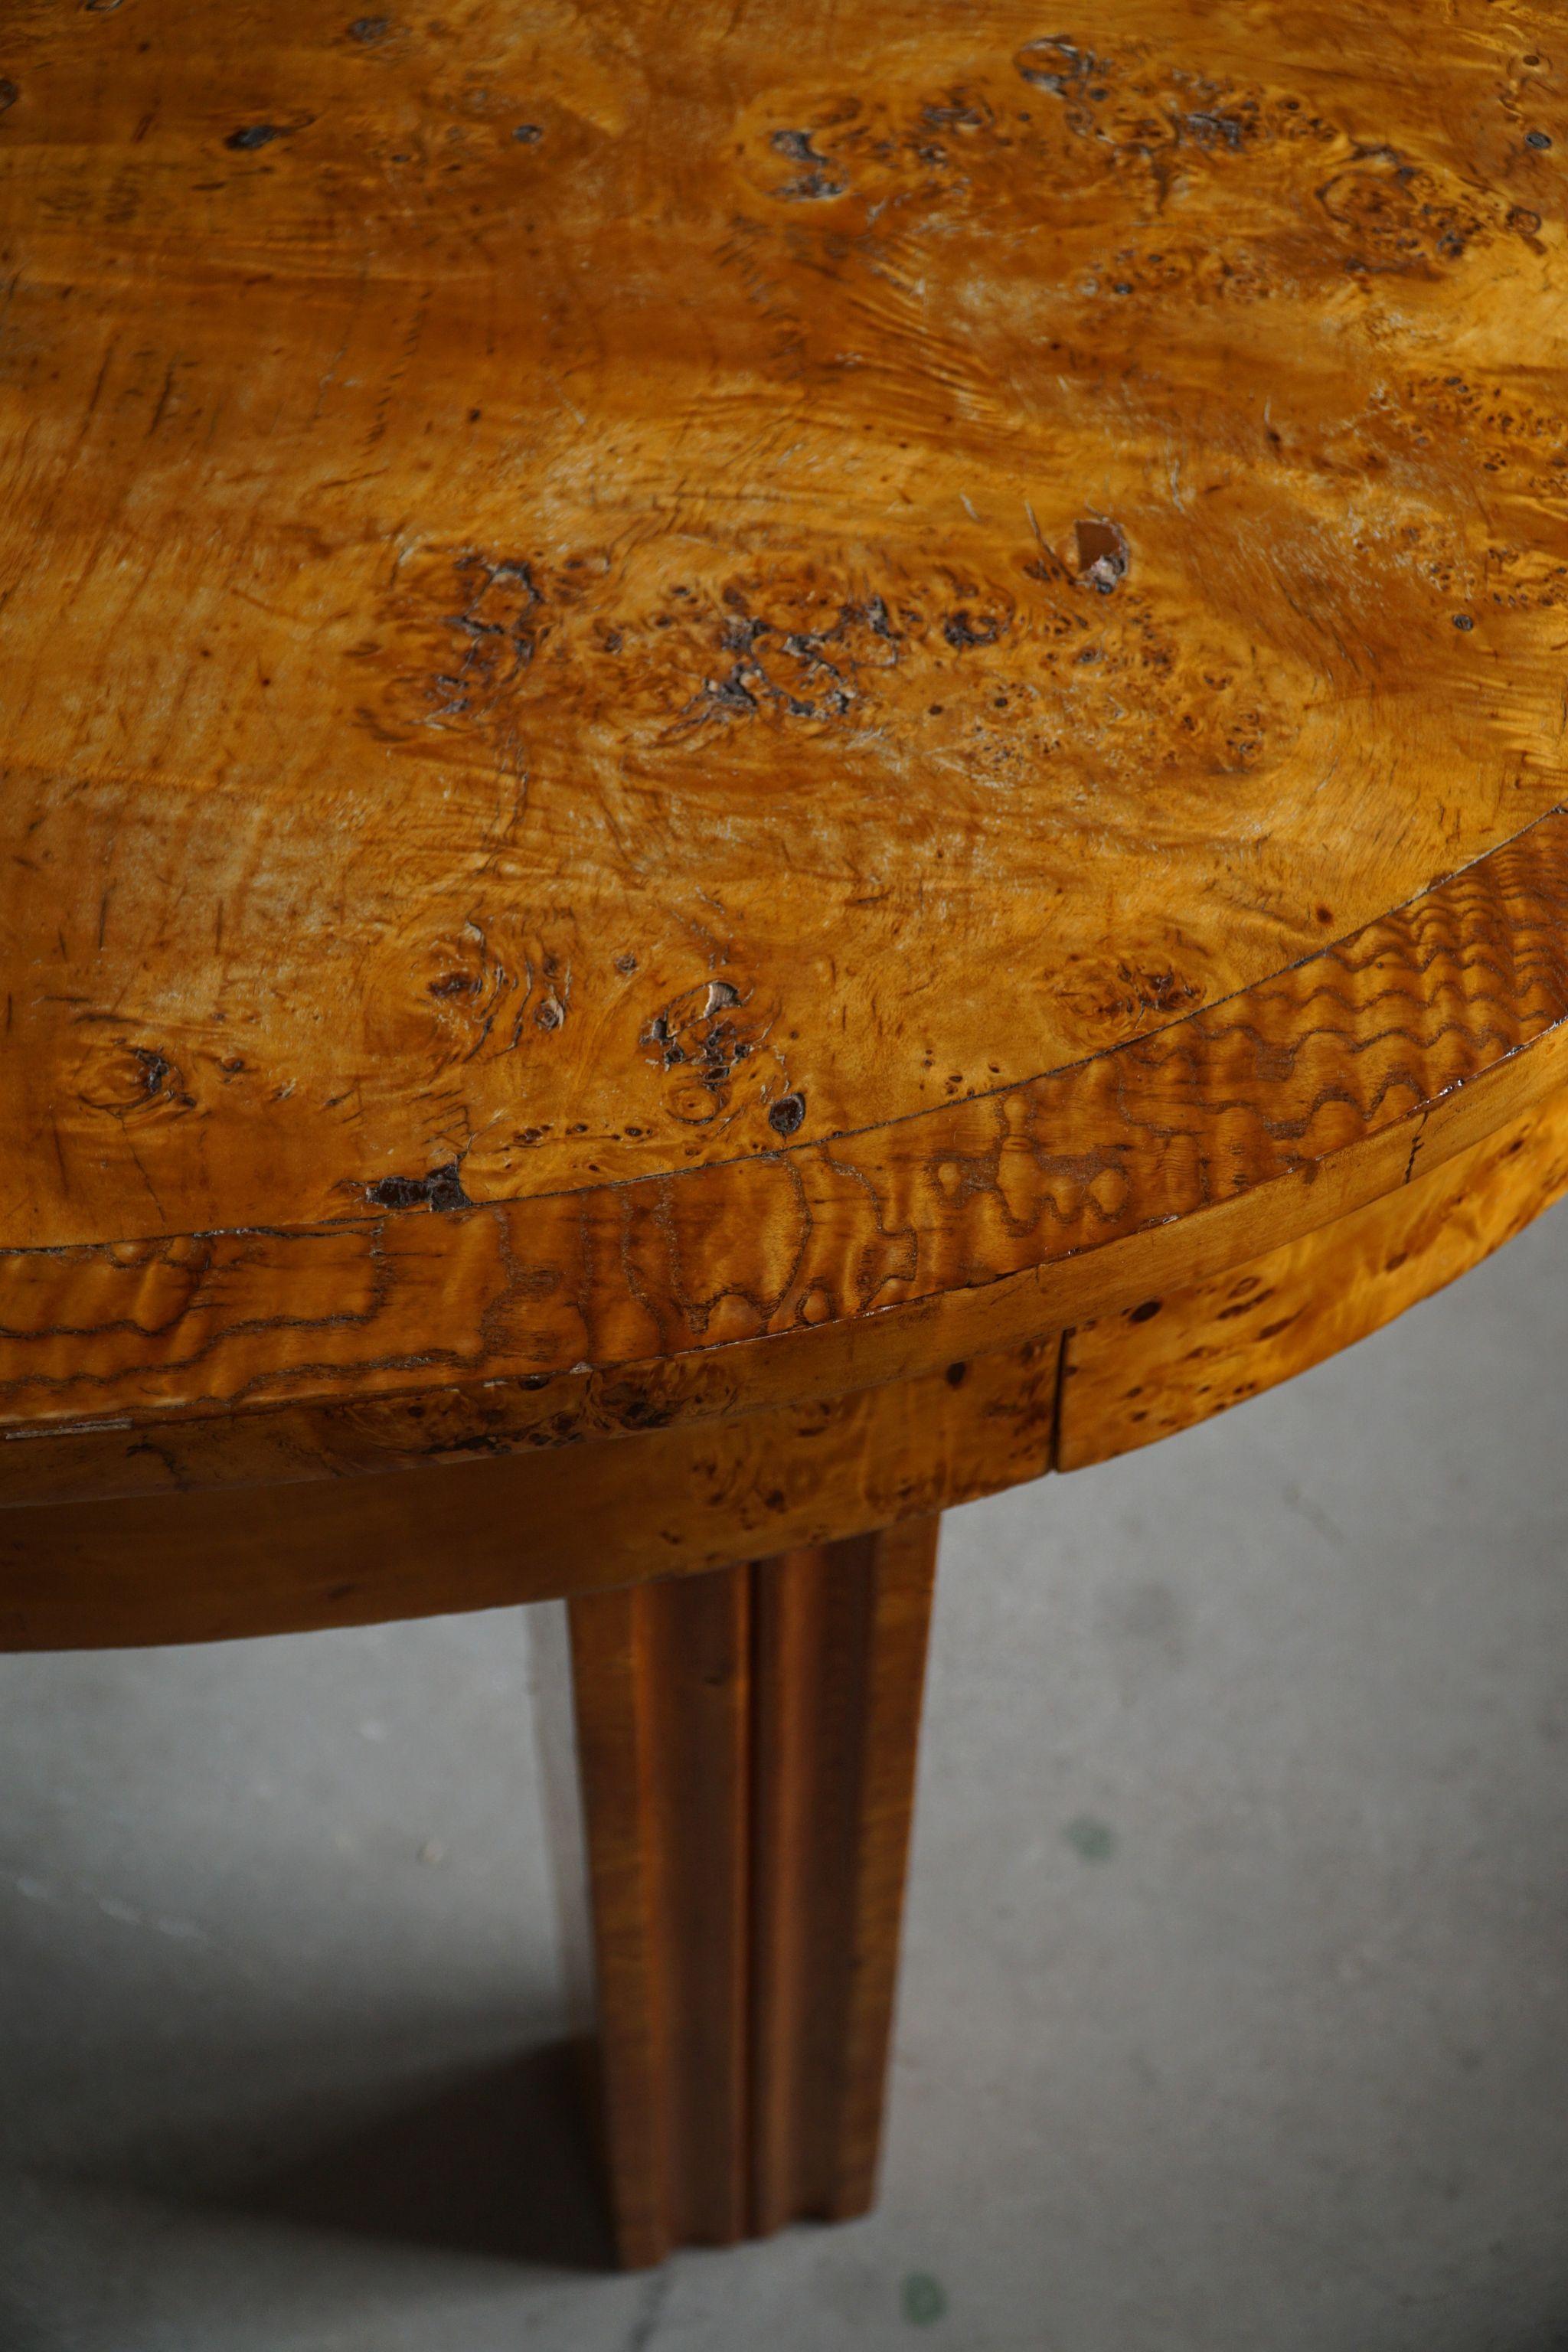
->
[0,1339,1045,1648]
[9,2,1568,2282]
[5,0,1568,1505]
[6,1086,1566,1648]
[4,1001,1564,1518]
[569,1523,936,2262]
[567,1566,752,2262]
[1060,1085,1568,1468]
[3,834,1567,1491]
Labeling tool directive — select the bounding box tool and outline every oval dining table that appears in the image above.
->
[4,0,1567,2273]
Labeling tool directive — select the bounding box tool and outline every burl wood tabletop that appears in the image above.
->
[3,0,1567,1535]
[7,0,1568,2266]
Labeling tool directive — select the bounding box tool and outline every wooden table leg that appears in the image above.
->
[567,1519,938,2266]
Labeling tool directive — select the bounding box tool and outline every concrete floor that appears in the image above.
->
[4,1200,1568,2352]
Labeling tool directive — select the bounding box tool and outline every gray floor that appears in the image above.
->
[4,1203,1568,2352]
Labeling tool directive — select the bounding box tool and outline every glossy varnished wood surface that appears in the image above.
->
[1060,1081,1568,1467]
[5,1087,1563,1648]
[4,0,1568,1504]
[569,1525,935,2263]
[5,822,1568,1499]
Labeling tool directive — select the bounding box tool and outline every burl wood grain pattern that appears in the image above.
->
[568,1524,936,2265]
[2,1089,1563,1648]
[4,0,1568,1506]
[11,2,1568,2279]
[1060,1086,1568,1465]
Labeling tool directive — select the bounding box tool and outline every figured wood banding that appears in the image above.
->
[1059,1078,1568,1467]
[11,3,1568,2279]
[5,0,1568,1504]
[5,816,1568,1496]
[5,1086,1565,1647]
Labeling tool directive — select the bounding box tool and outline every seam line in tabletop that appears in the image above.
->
[6,802,1567,1264]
